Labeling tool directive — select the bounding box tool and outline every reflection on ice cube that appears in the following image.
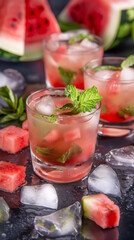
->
[35,96,55,115]
[80,38,98,49]
[120,67,134,81]
[106,145,134,167]
[20,184,58,209]
[0,197,10,223]
[94,70,115,81]
[34,202,81,238]
[88,164,121,197]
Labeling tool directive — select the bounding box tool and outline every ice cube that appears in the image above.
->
[80,38,97,49]
[94,70,115,81]
[120,67,134,81]
[106,145,134,167]
[20,184,58,209]
[0,197,10,223]
[88,164,121,197]
[34,202,81,238]
[35,96,55,115]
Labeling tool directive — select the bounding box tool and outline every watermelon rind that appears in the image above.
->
[0,34,24,56]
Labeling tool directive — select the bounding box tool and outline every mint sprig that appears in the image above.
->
[36,143,82,164]
[68,33,94,45]
[93,65,122,72]
[62,85,102,114]
[58,67,76,85]
[118,105,134,118]
[0,86,26,123]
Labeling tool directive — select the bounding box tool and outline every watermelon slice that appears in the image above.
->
[0,161,26,193]
[58,0,134,50]
[0,126,29,154]
[0,0,25,55]
[0,0,60,60]
[82,194,120,229]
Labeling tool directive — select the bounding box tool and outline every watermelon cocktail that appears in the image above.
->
[84,57,134,123]
[26,86,101,183]
[43,30,103,89]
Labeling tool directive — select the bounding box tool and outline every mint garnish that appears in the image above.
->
[0,86,26,123]
[58,67,76,85]
[68,33,94,45]
[93,65,122,72]
[62,85,102,114]
[101,105,108,114]
[36,143,82,164]
[118,105,134,118]
[37,114,57,123]
[121,55,134,68]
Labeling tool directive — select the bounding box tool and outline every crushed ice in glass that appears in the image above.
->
[34,202,81,238]
[106,145,134,167]
[20,184,58,209]
[80,38,98,49]
[0,197,10,223]
[35,95,55,115]
[88,164,121,197]
[94,70,115,80]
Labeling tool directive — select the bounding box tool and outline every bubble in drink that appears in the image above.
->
[88,164,121,197]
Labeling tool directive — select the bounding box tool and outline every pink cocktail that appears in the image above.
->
[26,88,101,183]
[44,30,103,89]
[84,57,134,123]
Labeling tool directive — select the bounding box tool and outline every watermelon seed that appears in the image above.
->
[29,26,33,32]
[18,12,22,20]
[44,18,49,26]
[37,23,41,29]
[30,10,35,16]
[11,22,16,28]
[39,6,44,11]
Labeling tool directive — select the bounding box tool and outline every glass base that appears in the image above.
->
[31,150,93,183]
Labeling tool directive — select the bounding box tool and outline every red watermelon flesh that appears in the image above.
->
[82,193,120,229]
[0,0,25,55]
[0,161,26,193]
[0,0,60,59]
[0,126,29,154]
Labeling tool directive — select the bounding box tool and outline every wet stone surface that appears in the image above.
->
[0,129,134,239]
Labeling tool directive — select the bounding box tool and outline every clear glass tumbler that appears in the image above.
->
[43,29,103,89]
[26,88,101,183]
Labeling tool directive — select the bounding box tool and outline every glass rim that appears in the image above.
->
[43,30,103,55]
[84,56,134,84]
[26,88,101,122]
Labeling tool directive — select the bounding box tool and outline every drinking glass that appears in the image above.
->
[43,30,103,89]
[26,88,101,183]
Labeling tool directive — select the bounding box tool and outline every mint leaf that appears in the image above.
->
[127,9,134,21]
[121,55,134,68]
[36,143,82,164]
[101,105,108,114]
[68,33,94,44]
[65,85,80,104]
[58,19,82,32]
[118,105,134,118]
[93,65,122,72]
[0,86,26,124]
[131,21,134,40]
[78,86,102,112]
[55,103,74,112]
[58,67,76,85]
[41,114,57,123]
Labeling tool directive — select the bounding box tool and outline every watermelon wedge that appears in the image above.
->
[0,0,25,55]
[0,161,26,193]
[82,194,120,229]
[58,0,134,50]
[0,0,60,61]
[0,126,29,154]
